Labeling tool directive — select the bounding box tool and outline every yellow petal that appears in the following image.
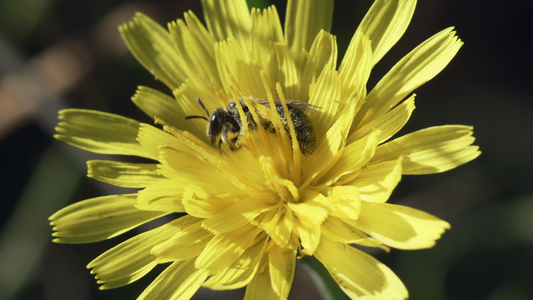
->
[151,217,211,262]
[55,109,152,159]
[307,67,342,138]
[244,265,278,300]
[158,146,238,194]
[324,186,361,220]
[270,209,294,249]
[354,157,403,203]
[338,30,372,104]
[319,129,380,186]
[269,245,296,299]
[87,219,182,289]
[361,27,463,124]
[87,160,161,188]
[322,216,382,247]
[131,86,180,128]
[202,200,266,235]
[293,218,321,256]
[203,236,267,290]
[168,130,262,197]
[285,0,333,73]
[158,140,263,199]
[302,110,351,185]
[119,13,185,90]
[251,6,284,63]
[357,0,417,66]
[182,186,236,219]
[288,190,333,226]
[195,225,263,273]
[131,86,205,139]
[168,13,220,90]
[50,194,168,243]
[266,158,300,201]
[300,30,337,99]
[315,237,408,299]
[373,125,481,174]
[348,94,415,144]
[356,201,450,249]
[136,180,186,212]
[201,0,251,49]
[265,43,299,100]
[258,205,294,248]
[138,259,209,300]
[183,10,218,55]
[215,37,264,97]
[136,123,181,159]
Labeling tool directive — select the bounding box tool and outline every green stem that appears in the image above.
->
[300,256,348,300]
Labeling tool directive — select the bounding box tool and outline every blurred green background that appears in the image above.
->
[1,0,532,299]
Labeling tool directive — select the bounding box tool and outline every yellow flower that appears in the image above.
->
[50,0,480,299]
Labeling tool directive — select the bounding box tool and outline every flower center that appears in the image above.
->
[259,156,300,204]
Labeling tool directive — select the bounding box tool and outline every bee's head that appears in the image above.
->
[207,108,226,144]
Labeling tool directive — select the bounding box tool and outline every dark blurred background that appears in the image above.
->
[1,0,532,299]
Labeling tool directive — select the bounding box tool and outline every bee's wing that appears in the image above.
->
[285,100,321,112]
[251,98,321,111]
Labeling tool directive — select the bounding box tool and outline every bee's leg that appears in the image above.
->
[216,128,226,155]
[221,127,235,151]
[246,116,258,130]
[229,135,239,151]
[261,119,276,132]
[227,137,237,151]
[234,130,245,148]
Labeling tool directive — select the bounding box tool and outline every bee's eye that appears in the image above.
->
[209,114,221,134]
[208,109,226,143]
[210,113,218,124]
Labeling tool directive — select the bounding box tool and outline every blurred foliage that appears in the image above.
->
[0,0,53,41]
[1,0,532,299]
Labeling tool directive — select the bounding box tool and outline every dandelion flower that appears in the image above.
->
[50,0,480,299]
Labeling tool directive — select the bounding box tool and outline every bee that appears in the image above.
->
[185,98,317,156]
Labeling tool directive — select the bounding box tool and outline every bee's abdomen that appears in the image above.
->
[275,105,317,156]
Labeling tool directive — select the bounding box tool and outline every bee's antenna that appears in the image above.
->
[185,97,210,121]
[196,97,210,117]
